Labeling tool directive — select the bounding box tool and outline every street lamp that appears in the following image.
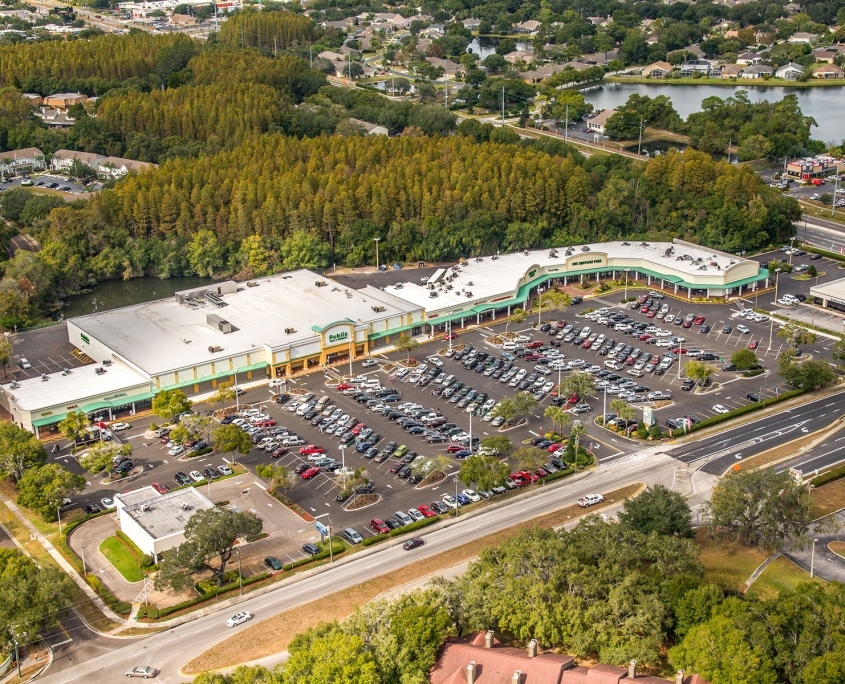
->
[624,270,630,300]
[374,237,380,270]
[340,445,346,470]
[788,237,796,265]
[57,504,63,535]
[81,545,86,576]
[235,547,243,596]
[811,537,818,578]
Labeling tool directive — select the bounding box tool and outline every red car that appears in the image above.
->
[556,320,567,329]
[581,340,592,349]
[151,482,168,494]
[403,537,425,550]
[693,316,706,325]
[446,444,464,453]
[301,467,320,479]
[336,383,354,391]
[444,333,458,340]
[646,310,656,318]
[568,393,579,405]
[639,334,652,341]
[254,419,276,427]
[370,517,390,534]
[640,305,650,313]
[524,353,540,361]
[417,505,436,518]
[351,423,366,434]
[300,445,325,455]
[526,341,543,349]
[811,178,824,186]
[272,448,289,458]
[546,443,561,452]
[748,339,759,349]
[672,347,689,354]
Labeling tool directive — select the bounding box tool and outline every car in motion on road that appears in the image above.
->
[111,422,131,431]
[226,612,253,627]
[577,494,604,508]
[124,665,158,678]
[403,537,425,550]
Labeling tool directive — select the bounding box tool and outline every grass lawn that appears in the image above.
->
[745,555,825,601]
[810,477,845,519]
[829,541,845,559]
[99,535,144,582]
[694,529,770,592]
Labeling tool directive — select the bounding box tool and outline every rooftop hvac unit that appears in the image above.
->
[9,381,18,389]
[207,313,232,334]
[102,359,112,366]
[181,503,191,511]
[208,345,222,353]
[95,367,106,375]
[246,281,259,287]
[315,280,328,287]
[140,504,151,512]
[285,327,296,334]
[372,306,386,312]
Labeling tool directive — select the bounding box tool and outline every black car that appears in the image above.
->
[369,433,382,445]
[204,466,220,480]
[264,556,283,571]
[221,415,237,424]
[571,296,583,305]
[397,465,412,478]
[795,293,808,301]
[365,447,379,459]
[722,325,732,334]
[302,543,321,556]
[294,463,310,474]
[273,393,290,404]
[83,504,102,514]
[430,501,450,515]
[114,460,133,474]
[685,414,702,424]
[747,393,762,402]
[384,517,403,530]
[174,472,192,486]
[354,482,374,494]
[382,441,397,454]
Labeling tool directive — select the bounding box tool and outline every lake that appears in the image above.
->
[581,82,845,142]
[60,275,221,319]
[467,37,533,59]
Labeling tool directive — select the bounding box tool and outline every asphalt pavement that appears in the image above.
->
[37,448,699,684]
[670,390,845,475]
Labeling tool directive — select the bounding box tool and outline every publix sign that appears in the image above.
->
[328,330,349,344]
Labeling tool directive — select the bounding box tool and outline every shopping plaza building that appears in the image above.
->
[0,240,768,434]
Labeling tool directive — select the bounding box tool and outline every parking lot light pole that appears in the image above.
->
[811,537,818,578]
[57,505,62,535]
[236,547,243,595]
[788,237,795,265]
[374,237,380,270]
[624,270,630,299]
[81,545,86,576]
[340,446,345,469]
[768,270,781,352]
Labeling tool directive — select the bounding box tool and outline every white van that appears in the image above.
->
[363,379,382,391]
[503,341,518,351]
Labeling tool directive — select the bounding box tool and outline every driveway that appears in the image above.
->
[783,510,845,583]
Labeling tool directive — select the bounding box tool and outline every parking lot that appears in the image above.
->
[1,173,100,196]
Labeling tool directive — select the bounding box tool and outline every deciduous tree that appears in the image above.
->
[151,389,192,422]
[459,454,509,492]
[618,484,694,538]
[0,421,46,482]
[730,348,759,371]
[79,441,131,474]
[214,424,253,464]
[15,464,86,520]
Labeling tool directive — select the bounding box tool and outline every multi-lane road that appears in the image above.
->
[671,391,845,475]
[38,450,695,684]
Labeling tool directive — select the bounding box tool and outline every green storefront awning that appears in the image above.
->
[160,363,269,391]
[369,323,418,340]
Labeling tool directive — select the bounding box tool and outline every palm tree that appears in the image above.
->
[570,423,587,457]
[609,399,627,429]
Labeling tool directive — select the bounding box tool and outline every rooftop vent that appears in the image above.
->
[102,359,112,366]
[207,314,232,334]
[315,280,328,287]
[372,306,386,313]
[246,281,259,287]
[140,503,151,512]
[466,661,477,684]
[181,503,191,511]
[527,640,538,658]
[285,327,296,334]
[95,367,106,375]
[208,345,222,353]
[484,630,494,649]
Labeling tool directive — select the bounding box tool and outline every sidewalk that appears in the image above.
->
[0,643,51,684]
[1,499,130,631]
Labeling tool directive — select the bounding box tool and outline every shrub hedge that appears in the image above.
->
[157,572,270,618]
[812,463,845,487]
[687,388,805,433]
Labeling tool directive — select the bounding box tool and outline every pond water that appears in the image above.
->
[581,82,845,142]
[467,37,533,59]
[60,276,221,319]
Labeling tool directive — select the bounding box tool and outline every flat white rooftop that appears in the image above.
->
[71,270,418,377]
[122,487,214,540]
[1,361,149,412]
[385,240,758,312]
[115,486,161,508]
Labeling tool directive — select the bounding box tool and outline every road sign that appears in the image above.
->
[315,520,328,536]
[642,407,655,427]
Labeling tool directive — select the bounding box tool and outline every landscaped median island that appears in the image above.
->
[98,532,148,583]
[182,482,643,675]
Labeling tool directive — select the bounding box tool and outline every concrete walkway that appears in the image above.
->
[782,510,845,582]
[1,499,130,630]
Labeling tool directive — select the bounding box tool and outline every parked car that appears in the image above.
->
[302,543,322,556]
[264,556,283,571]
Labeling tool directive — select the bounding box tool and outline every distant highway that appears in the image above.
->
[670,391,845,475]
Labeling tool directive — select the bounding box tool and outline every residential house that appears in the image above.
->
[51,150,104,172]
[686,43,704,57]
[720,63,744,78]
[814,64,845,79]
[0,148,45,176]
[426,56,461,77]
[788,31,818,44]
[641,18,655,28]
[97,156,156,178]
[21,93,43,106]
[586,108,616,134]
[462,17,479,31]
[813,46,845,62]
[784,2,801,12]
[169,13,195,26]
[504,49,535,64]
[318,50,345,63]
[741,64,773,78]
[587,16,608,26]
[646,36,660,45]
[736,51,763,64]
[678,59,711,76]
[519,63,571,83]
[323,19,354,30]
[642,60,673,77]
[37,108,75,127]
[420,24,445,37]
[349,118,388,136]
[43,92,87,109]
[723,29,739,39]
[513,19,541,35]
[775,62,804,80]
[429,631,710,684]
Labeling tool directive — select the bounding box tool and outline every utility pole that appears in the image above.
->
[309,44,313,69]
[637,118,644,158]
[501,85,505,127]
[445,74,448,110]
[236,547,243,596]
[564,103,568,142]
[833,173,840,217]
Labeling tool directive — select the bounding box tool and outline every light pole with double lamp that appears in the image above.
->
[768,269,781,352]
[374,237,380,270]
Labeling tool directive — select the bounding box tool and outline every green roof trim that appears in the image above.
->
[369,322,418,340]
[158,363,269,391]
[311,319,355,333]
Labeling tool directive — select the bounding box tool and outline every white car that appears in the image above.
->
[577,494,604,507]
[407,508,425,522]
[218,464,233,475]
[124,666,158,678]
[462,489,482,502]
[189,470,205,482]
[515,335,531,343]
[712,404,730,414]
[427,357,444,367]
[168,445,185,456]
[361,359,379,368]
[226,611,253,627]
[736,325,750,334]
[18,358,31,369]
[441,494,460,509]
[268,379,286,388]
[110,422,131,432]
[100,497,115,509]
